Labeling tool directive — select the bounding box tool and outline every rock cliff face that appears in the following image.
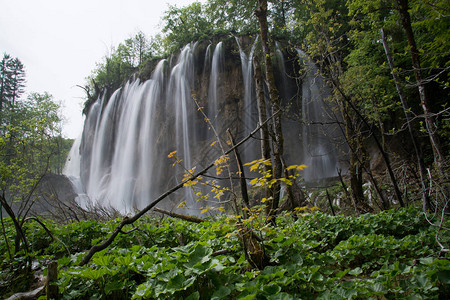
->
[65,36,345,214]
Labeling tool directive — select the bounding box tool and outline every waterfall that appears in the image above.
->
[63,133,89,209]
[167,43,199,211]
[64,40,345,215]
[203,44,212,76]
[208,42,224,129]
[297,49,340,182]
[66,59,175,214]
[235,37,259,162]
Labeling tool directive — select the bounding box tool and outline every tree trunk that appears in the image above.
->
[47,261,59,300]
[253,55,273,203]
[0,203,12,260]
[0,194,31,267]
[338,168,357,213]
[255,0,284,222]
[395,0,446,178]
[341,104,366,210]
[380,28,431,210]
[227,129,250,210]
[332,79,405,207]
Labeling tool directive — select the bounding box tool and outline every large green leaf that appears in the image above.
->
[211,286,231,300]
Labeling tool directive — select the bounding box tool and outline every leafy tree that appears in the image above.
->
[0,53,13,112]
[0,53,26,111]
[0,91,64,262]
[161,2,212,53]
[269,0,297,38]
[205,0,259,34]
[395,0,448,182]
[119,31,153,68]
[84,31,155,112]
[346,0,449,209]
[8,58,26,107]
[51,136,74,174]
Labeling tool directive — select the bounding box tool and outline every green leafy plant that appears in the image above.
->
[2,207,448,299]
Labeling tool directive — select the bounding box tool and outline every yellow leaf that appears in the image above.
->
[296,164,307,171]
[268,179,277,187]
[249,164,259,172]
[249,178,259,185]
[243,158,263,166]
[201,207,210,214]
[216,166,223,176]
[287,164,307,171]
[224,232,234,238]
[172,159,182,167]
[183,180,198,187]
[294,206,308,212]
[218,206,225,212]
[210,140,218,147]
[279,178,293,186]
[262,159,272,166]
[168,150,177,158]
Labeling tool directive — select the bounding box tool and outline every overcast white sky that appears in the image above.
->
[0,0,203,138]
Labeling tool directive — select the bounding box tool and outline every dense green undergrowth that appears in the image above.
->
[1,207,449,299]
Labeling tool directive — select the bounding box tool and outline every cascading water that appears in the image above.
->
[203,44,212,76]
[65,40,345,215]
[235,37,259,162]
[297,49,341,182]
[63,133,89,209]
[80,68,168,213]
[208,42,224,129]
[65,49,202,214]
[167,43,199,210]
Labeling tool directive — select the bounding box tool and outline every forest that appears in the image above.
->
[1,0,449,299]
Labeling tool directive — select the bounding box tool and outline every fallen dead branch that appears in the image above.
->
[153,207,204,223]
